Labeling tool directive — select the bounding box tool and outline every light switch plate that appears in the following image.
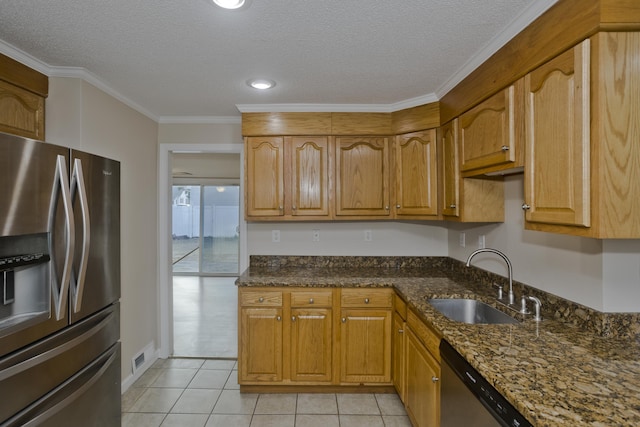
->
[272,230,280,243]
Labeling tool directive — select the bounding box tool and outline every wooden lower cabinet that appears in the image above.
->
[340,308,392,384]
[239,307,283,382]
[392,311,406,401]
[238,287,394,388]
[290,307,333,382]
[405,328,440,427]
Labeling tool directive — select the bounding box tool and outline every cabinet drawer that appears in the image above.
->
[394,293,407,320]
[407,310,441,361]
[341,288,393,308]
[240,290,283,307]
[291,290,333,307]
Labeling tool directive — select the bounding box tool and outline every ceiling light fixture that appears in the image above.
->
[247,79,276,90]
[212,0,245,9]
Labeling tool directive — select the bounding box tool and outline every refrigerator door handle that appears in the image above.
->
[70,158,90,313]
[48,155,74,321]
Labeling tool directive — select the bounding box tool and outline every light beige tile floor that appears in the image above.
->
[122,358,413,427]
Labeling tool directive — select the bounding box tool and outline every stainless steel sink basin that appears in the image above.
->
[428,298,519,325]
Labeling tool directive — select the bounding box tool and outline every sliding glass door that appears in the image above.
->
[172,184,239,275]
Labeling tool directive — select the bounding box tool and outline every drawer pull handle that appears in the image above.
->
[309,298,314,304]
[364,298,370,304]
[398,329,404,334]
[258,297,264,303]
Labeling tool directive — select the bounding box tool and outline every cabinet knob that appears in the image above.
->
[276,316,282,321]
[398,329,404,334]
[449,204,456,209]
[258,297,264,303]
[501,145,510,151]
[279,206,284,210]
[396,204,401,209]
[385,206,390,210]
[364,298,370,304]
[432,376,440,383]
[291,316,296,322]
[292,205,297,210]
[341,317,347,323]
[522,203,531,210]
[309,298,314,304]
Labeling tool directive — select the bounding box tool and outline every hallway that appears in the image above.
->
[173,276,237,358]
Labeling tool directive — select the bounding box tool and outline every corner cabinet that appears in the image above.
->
[394,130,440,218]
[245,136,331,220]
[335,137,391,218]
[440,120,504,222]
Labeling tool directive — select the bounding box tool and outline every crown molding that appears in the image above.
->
[158,116,241,124]
[435,0,559,98]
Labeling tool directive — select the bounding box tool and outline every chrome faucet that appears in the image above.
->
[465,248,515,305]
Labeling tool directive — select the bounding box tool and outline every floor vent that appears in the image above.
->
[131,343,154,375]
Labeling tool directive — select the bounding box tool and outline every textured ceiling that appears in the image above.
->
[0,0,555,119]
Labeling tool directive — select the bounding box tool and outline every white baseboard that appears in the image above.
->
[121,341,160,393]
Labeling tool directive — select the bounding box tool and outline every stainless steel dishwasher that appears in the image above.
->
[440,340,533,427]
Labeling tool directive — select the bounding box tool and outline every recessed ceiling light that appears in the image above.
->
[247,79,276,90]
[212,0,245,9]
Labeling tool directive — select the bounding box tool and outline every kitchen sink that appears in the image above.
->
[427,298,519,325]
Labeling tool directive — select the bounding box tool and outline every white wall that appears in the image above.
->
[447,175,640,313]
[47,77,159,381]
[248,221,448,257]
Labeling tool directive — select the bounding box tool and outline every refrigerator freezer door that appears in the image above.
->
[69,150,120,323]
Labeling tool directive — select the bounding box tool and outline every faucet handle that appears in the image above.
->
[527,296,542,322]
[519,295,530,314]
[492,283,503,300]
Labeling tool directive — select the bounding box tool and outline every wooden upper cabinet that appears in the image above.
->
[459,83,524,176]
[245,136,330,219]
[335,137,390,217]
[245,137,285,217]
[440,120,460,218]
[289,136,330,217]
[523,40,591,228]
[440,120,504,222]
[394,130,439,218]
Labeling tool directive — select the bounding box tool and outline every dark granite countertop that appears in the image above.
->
[236,256,640,427]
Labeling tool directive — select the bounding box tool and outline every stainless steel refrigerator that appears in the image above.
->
[0,131,121,426]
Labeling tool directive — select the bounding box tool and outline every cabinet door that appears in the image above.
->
[395,130,438,217]
[239,307,283,382]
[290,308,333,382]
[441,120,460,217]
[405,329,440,427]
[524,40,590,227]
[335,137,390,216]
[0,79,45,140]
[289,136,330,216]
[340,309,392,383]
[459,85,518,174]
[245,137,285,217]
[392,312,406,401]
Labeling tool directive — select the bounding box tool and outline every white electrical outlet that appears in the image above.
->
[272,230,280,243]
[313,229,320,242]
[478,234,485,249]
[364,229,373,241]
[459,232,466,247]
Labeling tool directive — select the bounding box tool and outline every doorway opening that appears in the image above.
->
[165,150,244,359]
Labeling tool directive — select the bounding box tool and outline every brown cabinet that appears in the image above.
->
[245,136,331,219]
[405,327,440,427]
[523,40,591,229]
[394,130,439,218]
[0,54,47,140]
[335,137,391,217]
[339,288,393,384]
[392,295,407,401]
[459,83,524,176]
[440,120,504,222]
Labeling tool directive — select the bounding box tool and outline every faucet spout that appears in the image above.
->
[465,248,514,305]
